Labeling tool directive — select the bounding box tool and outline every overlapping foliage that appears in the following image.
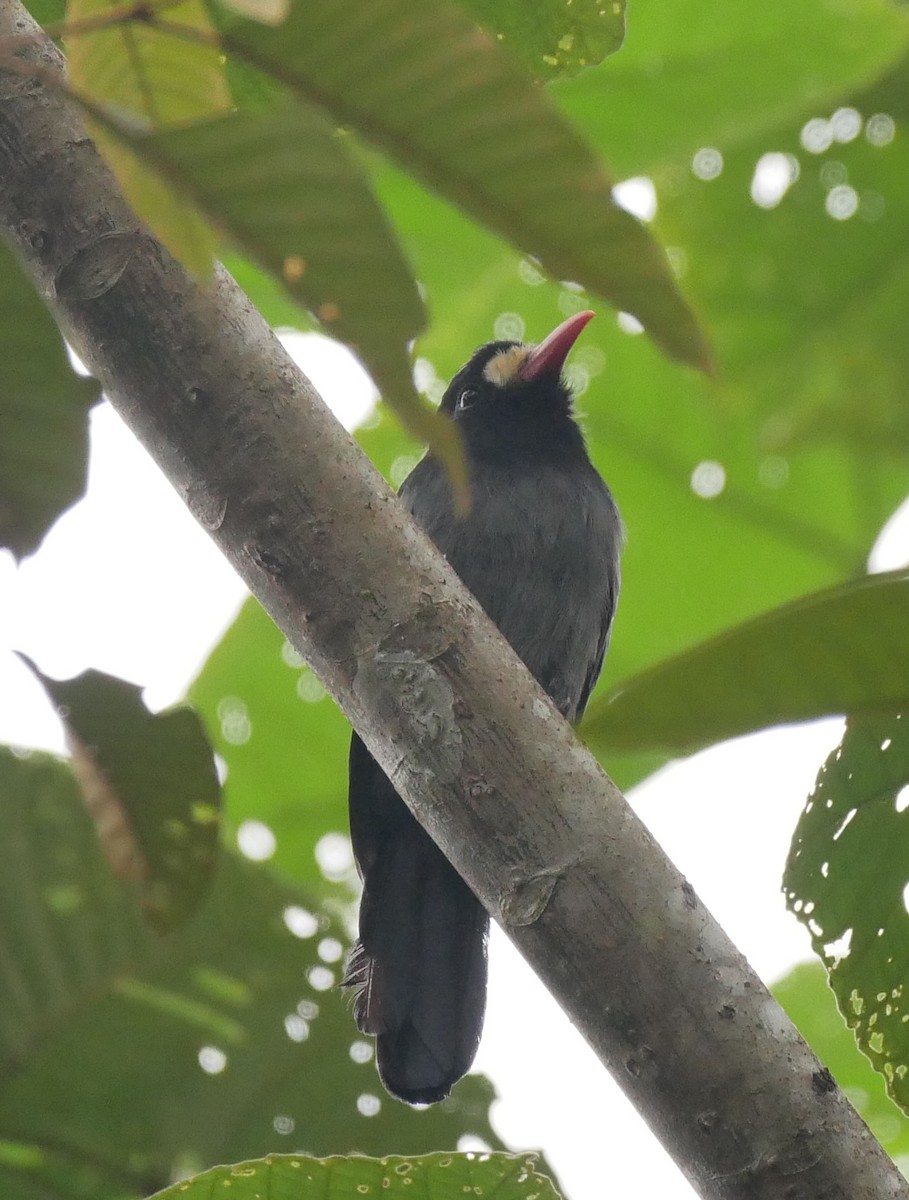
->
[3,0,909,1194]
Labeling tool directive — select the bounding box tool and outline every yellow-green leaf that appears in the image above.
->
[66,0,230,273]
[149,1152,559,1200]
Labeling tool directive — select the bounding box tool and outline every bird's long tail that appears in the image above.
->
[345,736,488,1105]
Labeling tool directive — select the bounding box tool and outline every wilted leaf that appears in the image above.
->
[18,658,221,932]
[784,713,909,1114]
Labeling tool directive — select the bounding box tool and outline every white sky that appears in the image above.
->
[1,330,907,1199]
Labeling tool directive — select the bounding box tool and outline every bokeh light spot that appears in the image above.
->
[825,185,858,221]
[691,147,723,180]
[198,1045,227,1074]
[690,461,726,499]
[237,819,276,861]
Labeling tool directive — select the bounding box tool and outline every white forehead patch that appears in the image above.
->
[482,345,531,387]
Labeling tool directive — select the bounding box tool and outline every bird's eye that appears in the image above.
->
[456,388,479,412]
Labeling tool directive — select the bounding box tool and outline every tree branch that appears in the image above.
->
[0,5,904,1197]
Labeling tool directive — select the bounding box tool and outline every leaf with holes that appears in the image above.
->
[18,657,221,932]
[774,961,909,1158]
[66,0,230,275]
[150,1151,558,1200]
[0,242,99,559]
[784,713,909,1113]
[583,571,909,757]
[0,748,504,1198]
[221,0,709,370]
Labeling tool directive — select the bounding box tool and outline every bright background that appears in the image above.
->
[2,333,907,1198]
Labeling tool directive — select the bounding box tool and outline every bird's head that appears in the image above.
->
[440,311,595,432]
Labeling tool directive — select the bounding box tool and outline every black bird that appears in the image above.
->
[344,311,622,1104]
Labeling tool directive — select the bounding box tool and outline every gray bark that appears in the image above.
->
[0,5,905,1196]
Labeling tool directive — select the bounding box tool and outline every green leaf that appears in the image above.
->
[0,748,503,1199]
[555,0,909,178]
[0,242,98,559]
[140,105,426,357]
[17,659,221,932]
[66,0,231,276]
[223,251,318,330]
[188,598,353,892]
[774,961,909,1159]
[650,57,909,455]
[150,1152,558,1200]
[91,99,470,502]
[462,0,625,81]
[223,0,709,369]
[783,713,909,1114]
[583,571,909,757]
[23,0,65,24]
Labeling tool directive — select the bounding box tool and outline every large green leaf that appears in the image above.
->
[774,962,909,1160]
[151,1152,558,1200]
[783,714,909,1114]
[583,571,909,756]
[0,242,98,559]
[0,748,502,1199]
[17,658,221,932]
[223,0,709,369]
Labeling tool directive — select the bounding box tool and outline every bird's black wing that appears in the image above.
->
[573,515,621,722]
[406,458,621,725]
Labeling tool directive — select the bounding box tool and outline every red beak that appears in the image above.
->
[519,310,595,383]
